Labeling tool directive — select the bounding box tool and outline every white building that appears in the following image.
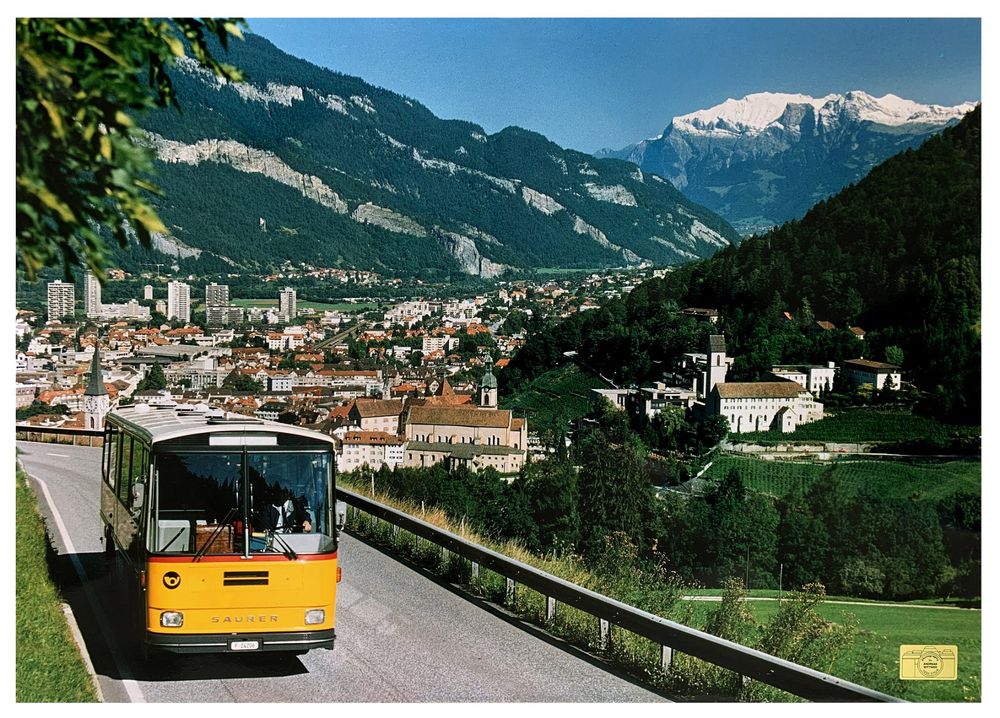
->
[84,270,102,317]
[337,431,406,472]
[279,287,297,323]
[100,299,151,321]
[143,284,154,300]
[206,305,243,325]
[842,359,902,391]
[206,283,230,307]
[422,336,460,354]
[383,300,431,327]
[770,364,836,396]
[167,281,191,323]
[47,280,75,321]
[708,381,824,434]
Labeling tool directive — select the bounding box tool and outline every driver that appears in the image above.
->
[255,486,311,533]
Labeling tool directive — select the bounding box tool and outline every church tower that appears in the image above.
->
[83,347,110,430]
[705,334,729,397]
[479,356,498,409]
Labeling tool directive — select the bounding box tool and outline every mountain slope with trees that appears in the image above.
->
[122,32,740,277]
[505,106,981,422]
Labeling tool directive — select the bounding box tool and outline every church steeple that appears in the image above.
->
[83,346,110,430]
[85,346,107,396]
[480,355,498,409]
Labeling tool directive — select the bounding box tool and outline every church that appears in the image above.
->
[400,358,527,474]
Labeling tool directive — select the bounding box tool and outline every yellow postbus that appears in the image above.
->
[100,404,345,656]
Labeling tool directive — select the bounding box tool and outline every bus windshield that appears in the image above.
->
[151,450,332,556]
[248,452,330,538]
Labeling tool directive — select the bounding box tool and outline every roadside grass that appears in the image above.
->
[701,454,980,501]
[500,364,607,429]
[681,599,981,702]
[15,467,98,702]
[339,475,950,702]
[680,587,979,607]
[736,409,978,446]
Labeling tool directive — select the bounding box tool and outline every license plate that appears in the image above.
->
[230,640,260,651]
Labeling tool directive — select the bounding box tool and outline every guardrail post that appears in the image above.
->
[505,577,516,606]
[546,596,557,623]
[660,645,674,673]
[392,524,400,542]
[599,618,611,652]
[471,561,480,580]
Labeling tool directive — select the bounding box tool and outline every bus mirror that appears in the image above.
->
[131,482,145,510]
[335,500,347,532]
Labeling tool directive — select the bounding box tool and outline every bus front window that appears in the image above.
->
[153,453,242,554]
[248,452,330,540]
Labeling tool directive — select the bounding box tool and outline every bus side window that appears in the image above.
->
[105,428,119,489]
[130,444,148,513]
[117,435,133,505]
[102,426,113,484]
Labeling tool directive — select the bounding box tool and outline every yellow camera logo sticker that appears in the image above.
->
[899,645,958,680]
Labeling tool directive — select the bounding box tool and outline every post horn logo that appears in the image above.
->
[163,571,182,589]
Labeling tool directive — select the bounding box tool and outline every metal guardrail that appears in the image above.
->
[338,486,902,703]
[15,424,104,446]
[15,427,899,702]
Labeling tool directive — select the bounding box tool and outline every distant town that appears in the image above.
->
[15,261,905,478]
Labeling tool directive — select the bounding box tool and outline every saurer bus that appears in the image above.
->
[100,404,345,656]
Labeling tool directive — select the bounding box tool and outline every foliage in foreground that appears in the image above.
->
[15,467,97,702]
[16,18,245,281]
[342,483,882,701]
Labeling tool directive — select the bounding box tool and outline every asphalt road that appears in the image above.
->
[17,441,666,703]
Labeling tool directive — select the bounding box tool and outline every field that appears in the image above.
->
[500,363,608,429]
[736,409,978,445]
[229,298,381,313]
[681,596,981,701]
[700,455,981,501]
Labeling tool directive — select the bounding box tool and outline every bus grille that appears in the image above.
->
[223,571,269,586]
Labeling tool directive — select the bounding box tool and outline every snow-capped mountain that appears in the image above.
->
[598,91,978,235]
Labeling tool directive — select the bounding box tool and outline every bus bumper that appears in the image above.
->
[146,628,336,654]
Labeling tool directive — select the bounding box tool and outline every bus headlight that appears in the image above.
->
[160,611,184,627]
[304,609,325,625]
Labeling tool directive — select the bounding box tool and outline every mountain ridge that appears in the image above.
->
[126,33,740,277]
[597,90,977,235]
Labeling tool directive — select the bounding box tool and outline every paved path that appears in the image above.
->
[17,441,666,703]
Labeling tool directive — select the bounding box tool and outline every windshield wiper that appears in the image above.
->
[268,529,298,560]
[194,508,237,562]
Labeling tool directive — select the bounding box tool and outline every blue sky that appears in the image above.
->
[250,18,968,151]
[242,19,974,152]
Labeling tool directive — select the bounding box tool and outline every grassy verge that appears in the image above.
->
[701,454,980,501]
[15,467,98,702]
[681,587,979,607]
[339,476,933,701]
[682,599,980,702]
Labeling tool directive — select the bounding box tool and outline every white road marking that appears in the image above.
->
[46,453,70,458]
[31,472,146,703]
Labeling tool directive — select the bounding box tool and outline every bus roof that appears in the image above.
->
[107,405,336,447]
